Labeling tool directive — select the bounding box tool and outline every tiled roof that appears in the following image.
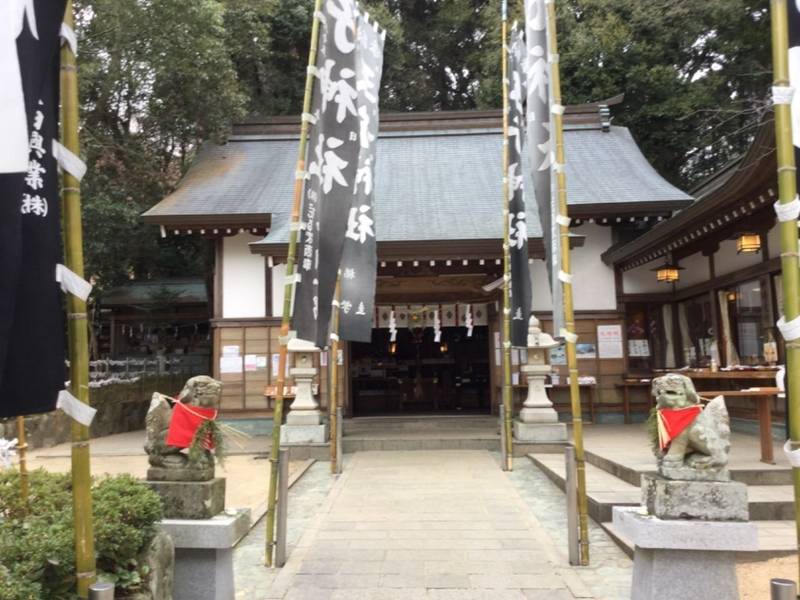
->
[142,116,691,245]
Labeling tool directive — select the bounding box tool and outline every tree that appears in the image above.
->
[74,0,246,289]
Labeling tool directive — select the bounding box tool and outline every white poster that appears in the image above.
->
[222,345,240,357]
[628,339,651,357]
[244,354,258,372]
[597,325,624,359]
[220,356,242,374]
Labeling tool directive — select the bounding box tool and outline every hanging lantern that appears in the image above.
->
[389,342,397,355]
[651,260,684,283]
[736,233,761,254]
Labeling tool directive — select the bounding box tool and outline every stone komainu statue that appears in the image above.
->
[145,375,222,481]
[651,373,731,481]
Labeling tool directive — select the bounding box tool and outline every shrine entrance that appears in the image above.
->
[349,325,491,416]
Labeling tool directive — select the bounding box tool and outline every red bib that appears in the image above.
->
[165,402,218,449]
[657,405,702,451]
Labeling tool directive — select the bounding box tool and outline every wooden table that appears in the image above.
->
[615,379,653,424]
[698,387,780,464]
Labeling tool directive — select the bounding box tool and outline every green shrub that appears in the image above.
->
[0,470,164,599]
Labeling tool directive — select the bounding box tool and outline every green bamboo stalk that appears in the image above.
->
[264,0,324,567]
[16,416,29,511]
[329,279,341,474]
[61,2,97,595]
[545,0,589,565]
[500,1,514,472]
[770,0,800,583]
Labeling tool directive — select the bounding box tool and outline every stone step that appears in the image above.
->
[528,454,796,522]
[527,453,640,523]
[600,520,797,560]
[584,449,792,486]
[343,416,497,433]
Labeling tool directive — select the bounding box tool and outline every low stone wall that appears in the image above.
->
[0,374,187,450]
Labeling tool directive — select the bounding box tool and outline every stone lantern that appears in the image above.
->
[513,315,567,443]
[280,338,328,444]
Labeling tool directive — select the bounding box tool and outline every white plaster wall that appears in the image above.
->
[271,263,287,317]
[530,224,616,311]
[714,238,763,276]
[674,251,710,290]
[221,234,266,318]
[768,223,781,257]
[622,262,668,294]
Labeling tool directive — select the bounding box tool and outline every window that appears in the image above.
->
[720,276,776,366]
[625,302,674,372]
[677,295,717,368]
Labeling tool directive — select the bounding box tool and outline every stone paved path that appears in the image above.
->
[254,450,602,599]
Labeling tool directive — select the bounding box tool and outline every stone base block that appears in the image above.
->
[147,466,214,482]
[148,478,225,520]
[613,506,757,600]
[280,423,329,445]
[642,474,748,521]
[518,406,559,423]
[159,509,250,600]
[659,462,730,482]
[286,411,323,426]
[513,420,567,443]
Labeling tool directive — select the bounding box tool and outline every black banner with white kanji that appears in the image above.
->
[293,0,362,348]
[524,0,565,335]
[0,0,68,418]
[508,25,532,347]
[338,11,385,343]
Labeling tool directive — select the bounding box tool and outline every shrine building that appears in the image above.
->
[143,100,698,423]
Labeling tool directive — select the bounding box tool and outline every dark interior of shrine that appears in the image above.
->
[349,325,491,416]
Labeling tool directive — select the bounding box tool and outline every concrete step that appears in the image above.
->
[584,449,792,486]
[344,415,497,433]
[600,520,797,560]
[527,453,641,523]
[343,437,499,453]
[529,454,796,522]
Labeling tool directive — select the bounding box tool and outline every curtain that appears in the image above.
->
[662,304,675,369]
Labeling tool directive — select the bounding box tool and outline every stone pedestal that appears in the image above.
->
[513,316,567,443]
[281,339,328,445]
[148,478,226,520]
[613,507,757,600]
[642,474,748,521]
[159,509,251,600]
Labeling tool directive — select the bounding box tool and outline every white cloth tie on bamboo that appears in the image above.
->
[329,332,339,342]
[56,264,92,301]
[555,214,571,227]
[553,161,566,173]
[301,112,317,124]
[560,328,578,344]
[59,22,77,55]
[551,104,565,115]
[52,140,87,181]
[289,220,304,231]
[285,272,301,285]
[774,197,800,222]
[777,314,800,341]
[773,85,795,105]
[784,440,800,468]
[558,270,572,284]
[57,389,97,426]
[0,438,17,469]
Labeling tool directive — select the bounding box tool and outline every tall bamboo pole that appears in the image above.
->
[264,0,324,567]
[770,0,800,583]
[329,279,341,474]
[16,417,29,510]
[61,2,97,594]
[500,0,515,472]
[545,0,589,565]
